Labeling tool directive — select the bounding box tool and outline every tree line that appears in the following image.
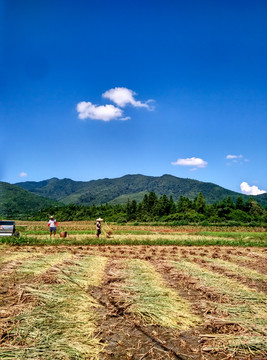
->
[31,192,267,226]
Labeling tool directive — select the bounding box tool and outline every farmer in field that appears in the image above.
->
[96,217,103,238]
[47,216,58,237]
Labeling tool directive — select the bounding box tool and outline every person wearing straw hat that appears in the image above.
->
[96,217,103,238]
[47,216,58,237]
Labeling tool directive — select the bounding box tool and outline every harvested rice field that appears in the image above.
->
[0,222,267,359]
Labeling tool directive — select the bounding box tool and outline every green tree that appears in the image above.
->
[236,196,245,211]
[169,196,176,214]
[195,192,206,214]
[177,196,192,213]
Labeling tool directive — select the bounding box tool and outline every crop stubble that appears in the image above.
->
[0,243,266,359]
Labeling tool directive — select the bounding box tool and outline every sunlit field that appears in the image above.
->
[2,221,266,247]
[0,221,266,359]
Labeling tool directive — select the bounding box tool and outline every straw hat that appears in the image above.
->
[50,216,54,219]
[96,218,103,222]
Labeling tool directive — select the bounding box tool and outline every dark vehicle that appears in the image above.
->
[0,221,19,237]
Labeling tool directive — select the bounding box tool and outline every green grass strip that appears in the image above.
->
[0,255,107,360]
[1,236,267,247]
[23,230,96,235]
[22,230,154,236]
[122,259,200,329]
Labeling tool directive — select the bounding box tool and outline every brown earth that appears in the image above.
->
[0,245,266,359]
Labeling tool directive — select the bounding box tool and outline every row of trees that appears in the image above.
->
[31,192,267,225]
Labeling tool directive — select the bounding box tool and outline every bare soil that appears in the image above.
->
[0,245,266,360]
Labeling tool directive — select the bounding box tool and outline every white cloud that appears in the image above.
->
[102,87,154,110]
[240,182,266,195]
[171,157,208,168]
[77,101,125,122]
[226,154,243,159]
[19,172,28,178]
[226,154,249,165]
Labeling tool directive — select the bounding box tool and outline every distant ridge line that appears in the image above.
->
[14,174,267,207]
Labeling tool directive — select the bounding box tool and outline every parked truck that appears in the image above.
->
[0,221,19,237]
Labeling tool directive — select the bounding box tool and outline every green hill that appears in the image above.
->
[15,174,267,207]
[0,182,60,219]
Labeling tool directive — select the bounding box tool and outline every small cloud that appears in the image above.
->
[240,182,266,195]
[102,87,155,110]
[19,172,28,178]
[77,101,125,122]
[226,154,243,159]
[226,154,249,165]
[225,154,250,166]
[171,157,208,168]
[120,116,131,121]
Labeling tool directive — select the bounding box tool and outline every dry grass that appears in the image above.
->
[193,255,267,282]
[0,255,107,359]
[16,220,267,233]
[16,252,73,277]
[0,251,36,265]
[25,232,226,242]
[122,259,201,329]
[172,259,267,353]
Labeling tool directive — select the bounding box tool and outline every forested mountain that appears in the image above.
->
[0,182,60,218]
[16,174,267,206]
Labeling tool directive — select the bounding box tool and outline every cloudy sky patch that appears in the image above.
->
[102,87,154,110]
[240,182,266,195]
[226,154,243,160]
[77,87,154,122]
[77,101,124,122]
[171,157,208,169]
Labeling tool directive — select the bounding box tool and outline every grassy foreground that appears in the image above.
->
[0,221,265,247]
[1,234,267,247]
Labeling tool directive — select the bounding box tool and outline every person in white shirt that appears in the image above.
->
[47,216,58,237]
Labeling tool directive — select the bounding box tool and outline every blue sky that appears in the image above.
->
[1,0,266,195]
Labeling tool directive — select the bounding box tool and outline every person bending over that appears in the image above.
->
[96,217,103,238]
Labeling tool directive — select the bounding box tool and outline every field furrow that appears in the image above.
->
[0,255,107,360]
[187,255,267,293]
[169,259,267,356]
[1,222,267,359]
[88,258,201,359]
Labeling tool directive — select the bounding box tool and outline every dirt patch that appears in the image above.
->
[88,259,203,359]
[1,245,266,359]
[229,256,267,275]
[151,260,259,359]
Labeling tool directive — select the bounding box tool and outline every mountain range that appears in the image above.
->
[0,181,59,218]
[15,174,267,206]
[1,174,267,218]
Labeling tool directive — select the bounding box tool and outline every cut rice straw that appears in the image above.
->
[0,255,108,360]
[122,259,200,329]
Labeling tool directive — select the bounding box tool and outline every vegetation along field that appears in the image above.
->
[0,221,267,359]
